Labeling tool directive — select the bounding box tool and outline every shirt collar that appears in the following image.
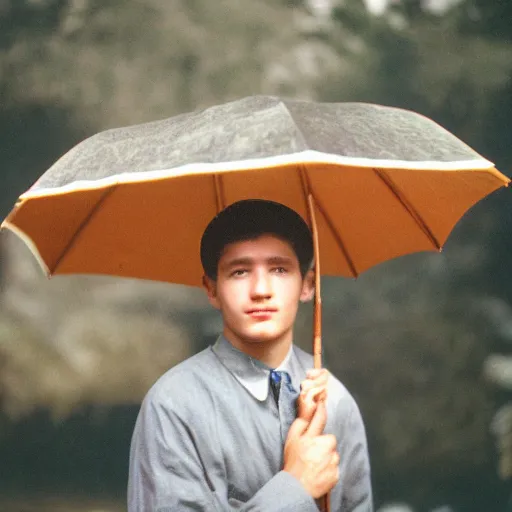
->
[212,335,297,401]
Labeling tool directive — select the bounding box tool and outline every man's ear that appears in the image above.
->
[202,275,220,309]
[299,269,315,303]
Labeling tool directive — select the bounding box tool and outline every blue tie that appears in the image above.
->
[269,370,295,402]
[269,370,299,442]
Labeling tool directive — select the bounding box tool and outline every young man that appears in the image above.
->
[128,199,372,511]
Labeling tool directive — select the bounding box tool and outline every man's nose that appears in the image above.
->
[251,270,272,299]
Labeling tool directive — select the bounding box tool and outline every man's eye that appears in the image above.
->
[272,267,287,274]
[231,269,247,277]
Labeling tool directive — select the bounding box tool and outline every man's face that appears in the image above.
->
[203,235,313,347]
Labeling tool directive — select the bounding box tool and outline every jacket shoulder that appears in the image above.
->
[142,347,219,411]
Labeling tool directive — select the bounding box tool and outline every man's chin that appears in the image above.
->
[241,327,287,344]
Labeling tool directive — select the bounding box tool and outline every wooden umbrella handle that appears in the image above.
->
[307,194,322,370]
[307,195,330,512]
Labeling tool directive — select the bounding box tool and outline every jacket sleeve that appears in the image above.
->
[338,398,373,511]
[127,394,318,512]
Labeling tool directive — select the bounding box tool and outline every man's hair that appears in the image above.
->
[200,199,313,280]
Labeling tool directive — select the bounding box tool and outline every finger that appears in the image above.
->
[306,369,330,382]
[315,371,330,388]
[331,451,340,467]
[286,416,310,441]
[308,386,326,403]
[301,386,327,404]
[298,385,327,421]
[304,369,329,386]
[305,400,327,437]
[315,389,327,403]
[300,380,314,394]
[300,378,328,394]
[297,390,322,423]
[297,391,317,422]
[300,379,327,398]
[301,376,329,397]
[317,434,337,452]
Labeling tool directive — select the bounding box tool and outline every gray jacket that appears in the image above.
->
[128,337,372,511]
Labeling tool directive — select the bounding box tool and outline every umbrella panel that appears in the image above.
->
[53,175,219,284]
[307,164,436,276]
[5,187,111,273]
[381,167,505,245]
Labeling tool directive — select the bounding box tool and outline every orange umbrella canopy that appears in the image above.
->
[1,96,509,287]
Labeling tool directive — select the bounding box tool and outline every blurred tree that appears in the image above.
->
[0,101,88,218]
[390,0,425,20]
[458,0,512,40]
[0,0,67,48]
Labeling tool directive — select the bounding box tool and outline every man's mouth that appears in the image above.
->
[246,308,277,318]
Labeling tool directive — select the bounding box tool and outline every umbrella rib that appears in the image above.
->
[299,165,359,278]
[50,185,118,274]
[314,195,359,278]
[373,168,441,250]
[213,174,225,213]
[298,165,313,222]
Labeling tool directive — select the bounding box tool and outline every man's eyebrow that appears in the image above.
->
[221,256,295,269]
[266,256,295,265]
[221,257,254,269]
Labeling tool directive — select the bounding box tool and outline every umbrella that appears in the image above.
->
[2,95,509,512]
[1,95,509,368]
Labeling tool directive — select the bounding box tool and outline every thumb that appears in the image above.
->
[305,400,327,437]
